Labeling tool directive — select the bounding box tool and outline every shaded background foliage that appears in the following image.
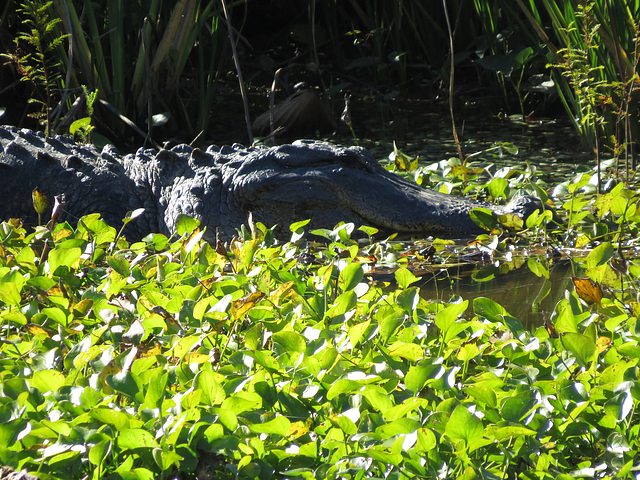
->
[0,0,638,158]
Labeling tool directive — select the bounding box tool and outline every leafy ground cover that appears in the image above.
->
[0,154,639,479]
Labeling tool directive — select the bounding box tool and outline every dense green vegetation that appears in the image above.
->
[0,155,638,479]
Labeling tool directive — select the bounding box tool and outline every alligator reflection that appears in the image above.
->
[416,260,572,329]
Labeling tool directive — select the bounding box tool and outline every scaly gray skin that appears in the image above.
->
[0,126,542,242]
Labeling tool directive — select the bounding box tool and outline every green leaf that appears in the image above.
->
[492,426,536,441]
[89,439,112,466]
[388,342,423,362]
[465,385,497,408]
[435,301,469,343]
[272,331,307,353]
[221,394,262,415]
[360,385,394,412]
[203,423,224,442]
[0,419,29,446]
[249,415,291,436]
[0,273,23,306]
[561,332,598,367]
[30,369,66,394]
[435,301,468,332]
[175,214,201,236]
[395,267,420,289]
[290,219,310,242]
[107,371,141,400]
[123,208,145,225]
[194,370,226,406]
[586,242,614,269]
[90,407,132,430]
[348,318,371,347]
[445,405,483,447]
[473,297,506,322]
[376,417,420,438]
[327,379,361,400]
[69,117,91,135]
[488,177,509,199]
[117,429,159,450]
[48,247,82,274]
[107,255,131,276]
[406,364,444,393]
[153,447,182,471]
[469,208,496,230]
[502,391,537,423]
[338,263,364,292]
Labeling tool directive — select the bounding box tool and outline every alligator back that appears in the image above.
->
[0,126,156,236]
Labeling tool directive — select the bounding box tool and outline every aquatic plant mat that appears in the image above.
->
[0,153,639,479]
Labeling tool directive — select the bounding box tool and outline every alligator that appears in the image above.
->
[0,125,542,242]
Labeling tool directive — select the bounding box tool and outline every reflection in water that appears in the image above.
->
[417,260,573,329]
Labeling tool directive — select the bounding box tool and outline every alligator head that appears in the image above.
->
[205,140,542,240]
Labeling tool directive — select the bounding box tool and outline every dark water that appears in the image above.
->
[417,260,573,329]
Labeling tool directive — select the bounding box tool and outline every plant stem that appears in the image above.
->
[220,0,253,143]
[442,0,464,163]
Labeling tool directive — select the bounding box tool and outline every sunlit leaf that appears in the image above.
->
[388,341,423,362]
[272,331,307,353]
[338,263,364,292]
[249,415,291,436]
[502,390,537,423]
[117,429,158,450]
[488,177,509,199]
[395,267,420,289]
[48,247,82,275]
[89,439,112,466]
[107,371,141,400]
[29,369,66,394]
[445,405,483,447]
[69,117,91,135]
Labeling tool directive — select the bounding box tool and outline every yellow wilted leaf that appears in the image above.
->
[26,324,51,337]
[451,165,485,179]
[393,141,419,171]
[287,421,311,439]
[72,299,94,318]
[596,336,612,353]
[270,281,295,306]
[140,342,161,357]
[230,292,264,319]
[183,352,212,364]
[32,187,49,216]
[572,277,603,306]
